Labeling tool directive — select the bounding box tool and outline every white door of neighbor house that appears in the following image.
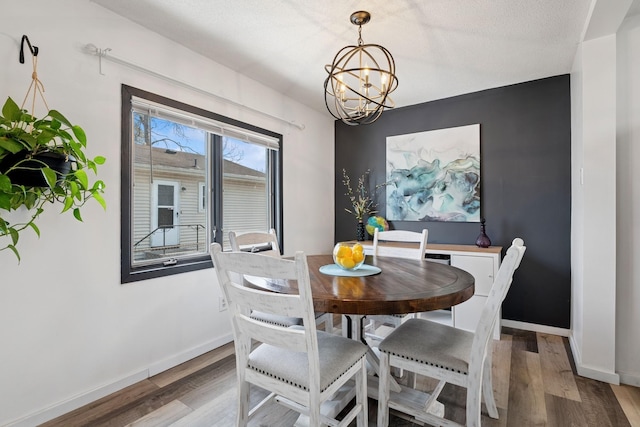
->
[151,180,180,247]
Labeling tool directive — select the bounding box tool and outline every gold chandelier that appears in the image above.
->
[324,11,398,126]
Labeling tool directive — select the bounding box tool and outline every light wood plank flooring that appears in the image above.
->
[42,327,640,426]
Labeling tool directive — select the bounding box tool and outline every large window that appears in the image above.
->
[121,85,282,283]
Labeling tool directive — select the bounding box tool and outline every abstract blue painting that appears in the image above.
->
[386,124,480,222]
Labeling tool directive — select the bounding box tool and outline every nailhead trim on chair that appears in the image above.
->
[381,350,469,375]
[248,356,365,392]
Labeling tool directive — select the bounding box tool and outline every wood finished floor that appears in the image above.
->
[42,326,640,427]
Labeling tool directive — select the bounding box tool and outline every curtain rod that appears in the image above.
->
[82,43,305,131]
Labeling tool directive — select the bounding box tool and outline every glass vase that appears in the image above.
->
[475,218,492,248]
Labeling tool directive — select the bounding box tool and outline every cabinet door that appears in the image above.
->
[453,296,501,339]
[451,254,500,340]
[450,255,495,296]
[453,296,486,333]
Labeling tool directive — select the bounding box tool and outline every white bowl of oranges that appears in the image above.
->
[333,242,366,270]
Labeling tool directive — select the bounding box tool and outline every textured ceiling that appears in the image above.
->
[91,0,594,117]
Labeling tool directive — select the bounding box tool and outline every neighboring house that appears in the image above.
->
[133,145,266,260]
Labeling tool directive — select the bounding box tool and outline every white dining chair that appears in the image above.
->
[366,228,429,340]
[210,243,368,427]
[377,238,526,427]
[228,229,334,332]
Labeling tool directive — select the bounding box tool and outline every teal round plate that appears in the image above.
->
[318,264,382,277]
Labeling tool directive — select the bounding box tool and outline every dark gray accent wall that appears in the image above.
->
[334,75,571,328]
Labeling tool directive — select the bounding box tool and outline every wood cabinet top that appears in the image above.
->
[343,241,503,255]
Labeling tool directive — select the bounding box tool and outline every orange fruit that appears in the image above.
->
[352,251,364,263]
[339,257,356,269]
[336,245,353,258]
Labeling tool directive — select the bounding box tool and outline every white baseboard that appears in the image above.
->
[6,370,149,427]
[6,335,233,427]
[575,364,620,385]
[569,333,620,385]
[618,370,640,387]
[148,334,233,376]
[501,319,570,337]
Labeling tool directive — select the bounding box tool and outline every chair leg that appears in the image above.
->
[377,352,391,427]
[309,389,321,427]
[466,369,483,427]
[482,348,499,419]
[356,359,368,427]
[325,313,334,332]
[237,378,250,427]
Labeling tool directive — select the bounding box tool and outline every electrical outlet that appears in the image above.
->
[219,296,228,311]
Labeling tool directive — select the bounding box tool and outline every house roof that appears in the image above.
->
[134,144,265,178]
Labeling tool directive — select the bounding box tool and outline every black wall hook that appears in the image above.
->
[19,35,38,64]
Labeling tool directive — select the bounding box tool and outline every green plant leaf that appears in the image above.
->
[74,169,89,189]
[0,192,12,210]
[62,196,73,213]
[7,244,20,262]
[47,109,73,127]
[28,221,40,238]
[9,227,18,245]
[42,167,57,189]
[92,191,107,210]
[0,136,26,154]
[24,190,38,210]
[71,125,87,146]
[68,140,87,163]
[36,129,56,146]
[87,161,97,174]
[73,207,83,222]
[92,180,105,191]
[69,181,80,200]
[0,174,11,192]
[2,97,21,122]
[93,156,106,165]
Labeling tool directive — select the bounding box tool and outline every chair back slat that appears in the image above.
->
[229,228,281,257]
[226,280,306,320]
[373,229,428,260]
[235,312,308,352]
[210,243,318,357]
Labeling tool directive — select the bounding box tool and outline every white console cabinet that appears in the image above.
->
[355,242,503,339]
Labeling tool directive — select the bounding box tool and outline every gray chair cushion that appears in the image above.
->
[378,318,474,375]
[247,331,368,392]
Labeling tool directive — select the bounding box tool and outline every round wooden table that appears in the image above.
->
[245,253,476,418]
[247,254,475,316]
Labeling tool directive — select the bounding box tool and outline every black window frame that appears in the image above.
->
[121,85,283,283]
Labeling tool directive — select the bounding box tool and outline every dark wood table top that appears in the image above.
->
[246,254,475,315]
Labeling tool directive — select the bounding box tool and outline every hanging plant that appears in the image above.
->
[0,36,106,261]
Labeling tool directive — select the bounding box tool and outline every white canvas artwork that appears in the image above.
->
[386,124,480,222]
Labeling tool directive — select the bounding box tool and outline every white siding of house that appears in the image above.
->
[222,175,268,248]
[132,164,207,260]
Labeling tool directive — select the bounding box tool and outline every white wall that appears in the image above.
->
[571,33,620,384]
[0,1,335,425]
[571,0,640,386]
[573,33,618,383]
[615,13,640,387]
